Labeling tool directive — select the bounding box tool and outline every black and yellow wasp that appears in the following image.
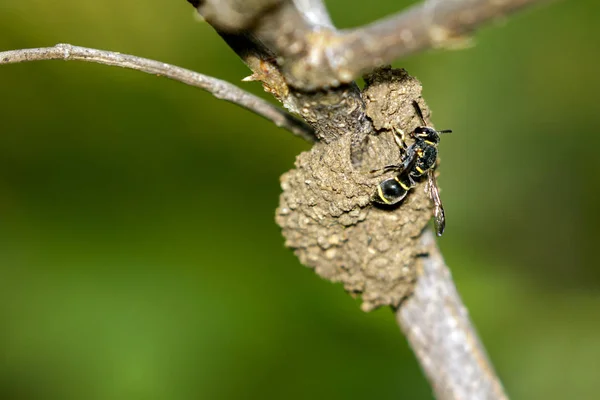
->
[372,101,452,236]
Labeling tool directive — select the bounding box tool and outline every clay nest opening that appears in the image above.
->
[277,67,439,311]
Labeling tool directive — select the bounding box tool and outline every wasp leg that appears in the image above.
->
[393,127,408,150]
[369,164,403,175]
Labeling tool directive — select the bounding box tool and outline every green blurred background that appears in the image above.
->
[0,0,598,399]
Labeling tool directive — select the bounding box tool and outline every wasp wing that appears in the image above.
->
[427,169,446,236]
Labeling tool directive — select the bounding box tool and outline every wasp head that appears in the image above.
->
[412,127,441,144]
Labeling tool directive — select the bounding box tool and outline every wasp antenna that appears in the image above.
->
[412,100,427,126]
[438,129,453,134]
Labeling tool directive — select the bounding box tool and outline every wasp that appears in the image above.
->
[372,101,452,236]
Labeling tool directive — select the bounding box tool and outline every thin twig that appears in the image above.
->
[0,44,316,142]
[396,230,508,400]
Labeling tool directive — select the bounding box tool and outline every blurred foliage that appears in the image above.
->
[0,0,599,399]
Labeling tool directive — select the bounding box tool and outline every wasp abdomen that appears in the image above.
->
[374,174,413,205]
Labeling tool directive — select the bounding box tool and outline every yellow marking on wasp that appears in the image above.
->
[395,176,411,191]
[416,166,424,174]
[394,127,406,141]
[377,185,393,204]
[424,140,436,145]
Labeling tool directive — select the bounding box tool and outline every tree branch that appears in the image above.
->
[397,231,508,400]
[328,0,547,88]
[187,0,282,32]
[192,0,546,89]
[291,0,334,28]
[0,44,316,142]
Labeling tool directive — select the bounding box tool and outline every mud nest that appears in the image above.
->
[276,67,439,311]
